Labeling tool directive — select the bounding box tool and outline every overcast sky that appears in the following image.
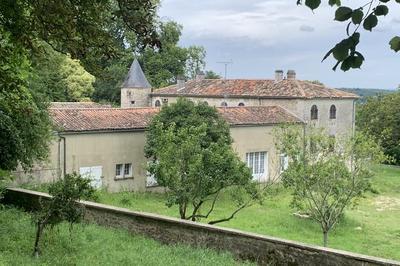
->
[159,0,400,89]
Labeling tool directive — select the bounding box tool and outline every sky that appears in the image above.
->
[158,0,400,89]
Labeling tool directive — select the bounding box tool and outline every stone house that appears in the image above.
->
[21,59,358,192]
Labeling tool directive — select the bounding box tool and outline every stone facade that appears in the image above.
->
[121,87,152,108]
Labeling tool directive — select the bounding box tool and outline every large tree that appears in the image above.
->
[30,42,95,102]
[297,0,399,71]
[357,90,400,165]
[145,98,263,224]
[0,0,161,175]
[275,125,385,247]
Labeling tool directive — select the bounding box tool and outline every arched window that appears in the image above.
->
[329,105,336,119]
[311,105,318,120]
[238,102,245,106]
[221,102,228,107]
[155,100,161,107]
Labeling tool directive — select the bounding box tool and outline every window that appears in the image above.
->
[162,98,169,106]
[115,164,123,178]
[329,105,336,119]
[124,163,132,177]
[238,102,245,106]
[311,105,318,120]
[221,102,228,107]
[155,100,161,107]
[115,163,133,179]
[130,100,135,105]
[279,154,289,173]
[246,152,267,181]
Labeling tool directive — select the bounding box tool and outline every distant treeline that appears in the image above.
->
[338,88,396,103]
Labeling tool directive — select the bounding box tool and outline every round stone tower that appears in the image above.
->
[121,59,152,108]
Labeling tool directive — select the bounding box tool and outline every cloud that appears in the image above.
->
[299,25,315,32]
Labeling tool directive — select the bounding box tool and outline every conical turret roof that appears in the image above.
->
[122,59,151,88]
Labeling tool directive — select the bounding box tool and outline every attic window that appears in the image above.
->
[311,105,318,120]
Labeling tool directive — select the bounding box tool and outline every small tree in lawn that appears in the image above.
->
[275,125,385,247]
[145,98,263,224]
[33,173,95,257]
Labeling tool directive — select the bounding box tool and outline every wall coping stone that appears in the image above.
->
[4,187,400,266]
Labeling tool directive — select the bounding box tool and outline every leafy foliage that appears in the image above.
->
[0,27,52,172]
[275,125,385,246]
[33,173,96,257]
[205,70,222,79]
[145,98,262,224]
[357,90,400,165]
[297,0,399,71]
[30,42,95,102]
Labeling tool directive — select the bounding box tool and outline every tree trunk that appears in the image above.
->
[323,231,328,247]
[33,220,45,258]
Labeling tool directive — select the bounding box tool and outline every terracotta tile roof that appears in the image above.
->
[50,108,159,132]
[218,106,303,126]
[50,106,303,133]
[50,102,112,109]
[151,79,359,99]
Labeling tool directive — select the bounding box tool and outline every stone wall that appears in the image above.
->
[3,188,399,266]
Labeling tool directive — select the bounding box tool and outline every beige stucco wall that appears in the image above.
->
[23,124,284,192]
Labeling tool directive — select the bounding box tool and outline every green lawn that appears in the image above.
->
[96,164,400,261]
[0,208,253,265]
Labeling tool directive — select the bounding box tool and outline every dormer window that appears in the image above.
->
[311,105,318,120]
[329,105,336,119]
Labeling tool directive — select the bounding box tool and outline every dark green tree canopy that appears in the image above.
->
[145,98,262,224]
[297,0,399,71]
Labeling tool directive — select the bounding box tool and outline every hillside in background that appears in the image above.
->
[337,88,396,103]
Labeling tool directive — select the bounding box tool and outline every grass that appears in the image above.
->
[96,164,400,261]
[0,208,253,265]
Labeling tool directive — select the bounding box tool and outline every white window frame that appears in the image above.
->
[115,163,133,179]
[246,151,268,181]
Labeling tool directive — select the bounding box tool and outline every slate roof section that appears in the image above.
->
[152,79,359,99]
[50,102,112,109]
[122,59,151,88]
[50,106,303,133]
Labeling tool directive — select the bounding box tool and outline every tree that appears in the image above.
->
[30,42,95,102]
[205,70,222,79]
[185,46,206,79]
[275,125,385,247]
[145,98,262,224]
[357,90,400,165]
[297,0,399,71]
[0,27,52,173]
[33,173,96,257]
[0,0,161,173]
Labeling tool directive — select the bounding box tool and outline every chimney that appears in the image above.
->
[287,70,296,80]
[177,75,185,89]
[195,70,205,80]
[275,70,284,82]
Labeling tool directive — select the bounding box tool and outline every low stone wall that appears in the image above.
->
[3,188,399,266]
